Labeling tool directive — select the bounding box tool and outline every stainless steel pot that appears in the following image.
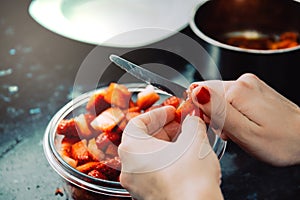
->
[189,0,300,105]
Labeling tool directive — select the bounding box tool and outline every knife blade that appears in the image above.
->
[109,54,188,97]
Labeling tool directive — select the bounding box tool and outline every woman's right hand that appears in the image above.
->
[189,73,300,166]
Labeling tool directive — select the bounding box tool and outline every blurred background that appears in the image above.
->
[0,0,299,199]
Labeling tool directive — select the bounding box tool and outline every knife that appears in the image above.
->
[109,54,188,97]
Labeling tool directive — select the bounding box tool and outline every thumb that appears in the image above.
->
[175,115,212,159]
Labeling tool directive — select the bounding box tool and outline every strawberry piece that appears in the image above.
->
[90,107,125,132]
[56,118,78,138]
[175,99,197,123]
[136,85,160,110]
[125,111,140,121]
[87,138,105,161]
[71,139,93,165]
[161,96,182,108]
[75,114,97,139]
[105,143,118,158]
[95,132,111,150]
[76,161,100,173]
[86,90,111,115]
[104,83,132,109]
[88,169,108,180]
[95,158,121,181]
[113,119,127,134]
[127,106,141,113]
[61,154,78,168]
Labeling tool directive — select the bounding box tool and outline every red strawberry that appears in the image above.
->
[95,158,121,181]
[161,96,182,108]
[90,107,125,132]
[104,83,132,109]
[74,113,98,139]
[71,139,93,165]
[175,99,197,123]
[56,118,78,138]
[86,90,111,115]
[76,161,100,173]
[88,169,108,180]
[95,133,110,150]
[136,85,160,110]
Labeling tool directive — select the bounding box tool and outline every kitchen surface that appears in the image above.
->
[0,1,299,200]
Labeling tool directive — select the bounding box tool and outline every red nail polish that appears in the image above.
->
[196,87,210,105]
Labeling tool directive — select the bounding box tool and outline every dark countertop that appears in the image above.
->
[0,1,299,200]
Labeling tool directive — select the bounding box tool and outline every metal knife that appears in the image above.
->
[109,54,188,97]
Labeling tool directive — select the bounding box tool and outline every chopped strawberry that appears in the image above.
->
[61,154,78,168]
[95,158,121,181]
[136,85,160,110]
[71,140,93,165]
[87,138,105,161]
[161,96,182,108]
[125,111,140,121]
[76,161,100,173]
[95,132,111,150]
[175,99,197,123]
[105,143,118,157]
[74,114,97,139]
[113,119,127,134]
[86,90,111,115]
[88,169,108,180]
[127,106,141,113]
[56,118,78,138]
[90,107,125,132]
[104,83,132,109]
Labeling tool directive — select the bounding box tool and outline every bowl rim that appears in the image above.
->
[189,0,300,54]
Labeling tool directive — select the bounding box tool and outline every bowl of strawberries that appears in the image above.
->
[43,82,226,199]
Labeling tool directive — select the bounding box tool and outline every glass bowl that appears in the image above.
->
[43,83,226,199]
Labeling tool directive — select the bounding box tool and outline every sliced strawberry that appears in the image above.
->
[56,118,78,138]
[105,143,118,158]
[175,99,197,123]
[71,139,92,165]
[125,111,140,121]
[136,85,160,110]
[61,154,78,168]
[161,96,182,108]
[74,114,98,139]
[127,106,141,113]
[90,107,125,132]
[95,132,111,150]
[88,169,108,180]
[76,161,100,173]
[113,119,127,134]
[87,138,105,161]
[95,158,121,181]
[86,90,111,115]
[104,83,132,109]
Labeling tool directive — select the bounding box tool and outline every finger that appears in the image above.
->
[175,115,212,159]
[137,105,176,135]
[124,105,176,140]
[190,81,259,143]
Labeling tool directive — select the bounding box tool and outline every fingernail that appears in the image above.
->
[196,87,210,105]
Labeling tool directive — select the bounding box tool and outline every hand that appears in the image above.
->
[118,106,223,200]
[189,73,300,166]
